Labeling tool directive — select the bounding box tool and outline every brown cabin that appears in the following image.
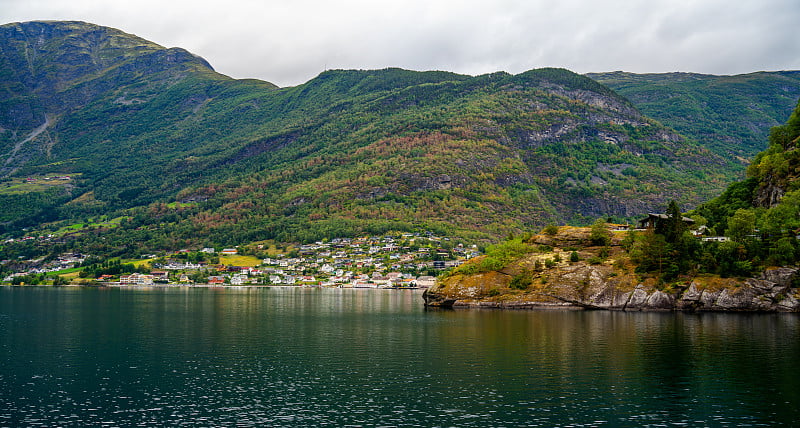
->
[637,213,695,230]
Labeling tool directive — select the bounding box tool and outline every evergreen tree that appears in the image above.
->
[590,218,612,246]
[659,200,686,243]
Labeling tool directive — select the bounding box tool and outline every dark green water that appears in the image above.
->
[1,287,799,427]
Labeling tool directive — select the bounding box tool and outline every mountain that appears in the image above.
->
[423,99,800,312]
[587,71,800,159]
[0,21,794,257]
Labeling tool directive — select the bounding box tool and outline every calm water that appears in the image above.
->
[1,287,799,427]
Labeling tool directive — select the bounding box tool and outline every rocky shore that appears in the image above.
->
[424,266,800,312]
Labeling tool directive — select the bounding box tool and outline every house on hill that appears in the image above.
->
[637,213,695,230]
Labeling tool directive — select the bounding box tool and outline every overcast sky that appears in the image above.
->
[2,0,798,87]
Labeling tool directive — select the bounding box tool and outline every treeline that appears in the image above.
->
[78,258,150,278]
[623,201,798,281]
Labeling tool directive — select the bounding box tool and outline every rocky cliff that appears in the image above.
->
[423,227,800,312]
[424,265,800,312]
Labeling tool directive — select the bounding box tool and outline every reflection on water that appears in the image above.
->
[1,287,798,426]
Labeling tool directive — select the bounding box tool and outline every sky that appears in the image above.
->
[2,0,798,87]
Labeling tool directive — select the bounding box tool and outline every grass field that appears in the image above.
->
[0,174,80,195]
[219,255,262,267]
[52,216,127,236]
[246,240,296,257]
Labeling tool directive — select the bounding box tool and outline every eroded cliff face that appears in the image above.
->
[423,227,800,312]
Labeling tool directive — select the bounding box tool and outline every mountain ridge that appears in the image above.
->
[0,21,798,258]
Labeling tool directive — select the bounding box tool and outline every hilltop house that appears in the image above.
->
[637,213,695,230]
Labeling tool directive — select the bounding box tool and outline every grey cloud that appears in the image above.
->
[1,0,798,86]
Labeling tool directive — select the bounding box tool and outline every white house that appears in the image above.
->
[119,273,154,285]
[415,276,436,288]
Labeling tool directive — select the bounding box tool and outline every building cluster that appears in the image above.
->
[2,253,88,283]
[145,234,479,287]
[0,233,479,286]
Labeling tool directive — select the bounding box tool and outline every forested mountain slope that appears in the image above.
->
[588,71,800,159]
[0,21,794,256]
[423,100,800,312]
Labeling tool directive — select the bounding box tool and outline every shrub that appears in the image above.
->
[510,272,533,290]
[454,262,479,276]
[485,238,532,265]
[480,256,505,272]
[587,256,603,265]
[570,251,580,262]
[590,218,612,246]
[542,224,559,235]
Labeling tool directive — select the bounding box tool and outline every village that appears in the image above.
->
[2,233,482,288]
[1,212,742,287]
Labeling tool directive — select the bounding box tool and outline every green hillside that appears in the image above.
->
[694,97,800,237]
[0,21,795,258]
[423,100,800,311]
[588,71,800,159]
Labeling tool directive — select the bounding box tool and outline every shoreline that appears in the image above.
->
[1,283,425,290]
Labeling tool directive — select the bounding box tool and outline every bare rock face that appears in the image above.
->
[676,282,703,311]
[425,265,800,312]
[625,287,650,310]
[754,176,786,208]
[645,290,675,310]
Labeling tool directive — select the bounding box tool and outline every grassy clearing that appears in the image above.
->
[0,174,80,195]
[166,202,197,209]
[219,255,262,267]
[53,216,127,236]
[49,266,84,275]
[128,258,154,268]
[60,272,82,281]
[246,240,296,257]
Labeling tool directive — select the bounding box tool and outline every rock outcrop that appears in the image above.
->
[424,266,800,312]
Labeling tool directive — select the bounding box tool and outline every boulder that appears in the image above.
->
[645,290,674,310]
[625,287,650,310]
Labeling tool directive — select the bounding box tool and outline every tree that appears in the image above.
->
[590,218,611,246]
[725,209,756,242]
[631,231,668,275]
[658,200,687,243]
[51,275,69,286]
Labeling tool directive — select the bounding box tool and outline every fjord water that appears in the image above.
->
[1,287,798,426]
